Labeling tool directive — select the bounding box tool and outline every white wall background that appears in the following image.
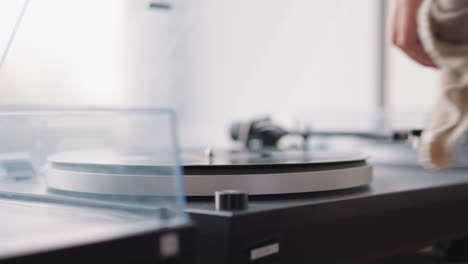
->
[0,0,160,106]
[0,0,380,148]
[172,0,380,147]
[381,2,441,130]
[386,47,439,112]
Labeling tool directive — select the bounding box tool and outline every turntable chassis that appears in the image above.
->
[187,166,468,264]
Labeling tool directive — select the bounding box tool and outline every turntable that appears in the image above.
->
[43,116,375,197]
[45,148,372,196]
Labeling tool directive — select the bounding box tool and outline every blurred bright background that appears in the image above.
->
[0,0,439,148]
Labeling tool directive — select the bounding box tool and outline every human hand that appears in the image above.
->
[391,0,437,68]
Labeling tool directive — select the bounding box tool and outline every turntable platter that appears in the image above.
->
[46,149,372,196]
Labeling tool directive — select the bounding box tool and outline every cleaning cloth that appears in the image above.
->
[418,0,468,168]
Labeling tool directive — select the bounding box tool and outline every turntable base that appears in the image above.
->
[46,150,372,196]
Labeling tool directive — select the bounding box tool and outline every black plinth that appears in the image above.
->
[187,166,468,264]
[0,198,194,264]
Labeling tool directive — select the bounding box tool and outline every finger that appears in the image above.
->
[408,48,437,68]
[403,47,437,67]
[398,40,438,68]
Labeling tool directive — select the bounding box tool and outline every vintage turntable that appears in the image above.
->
[30,113,378,198]
[42,116,375,197]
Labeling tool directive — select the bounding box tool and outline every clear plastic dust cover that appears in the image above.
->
[0,0,30,69]
[0,109,188,258]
